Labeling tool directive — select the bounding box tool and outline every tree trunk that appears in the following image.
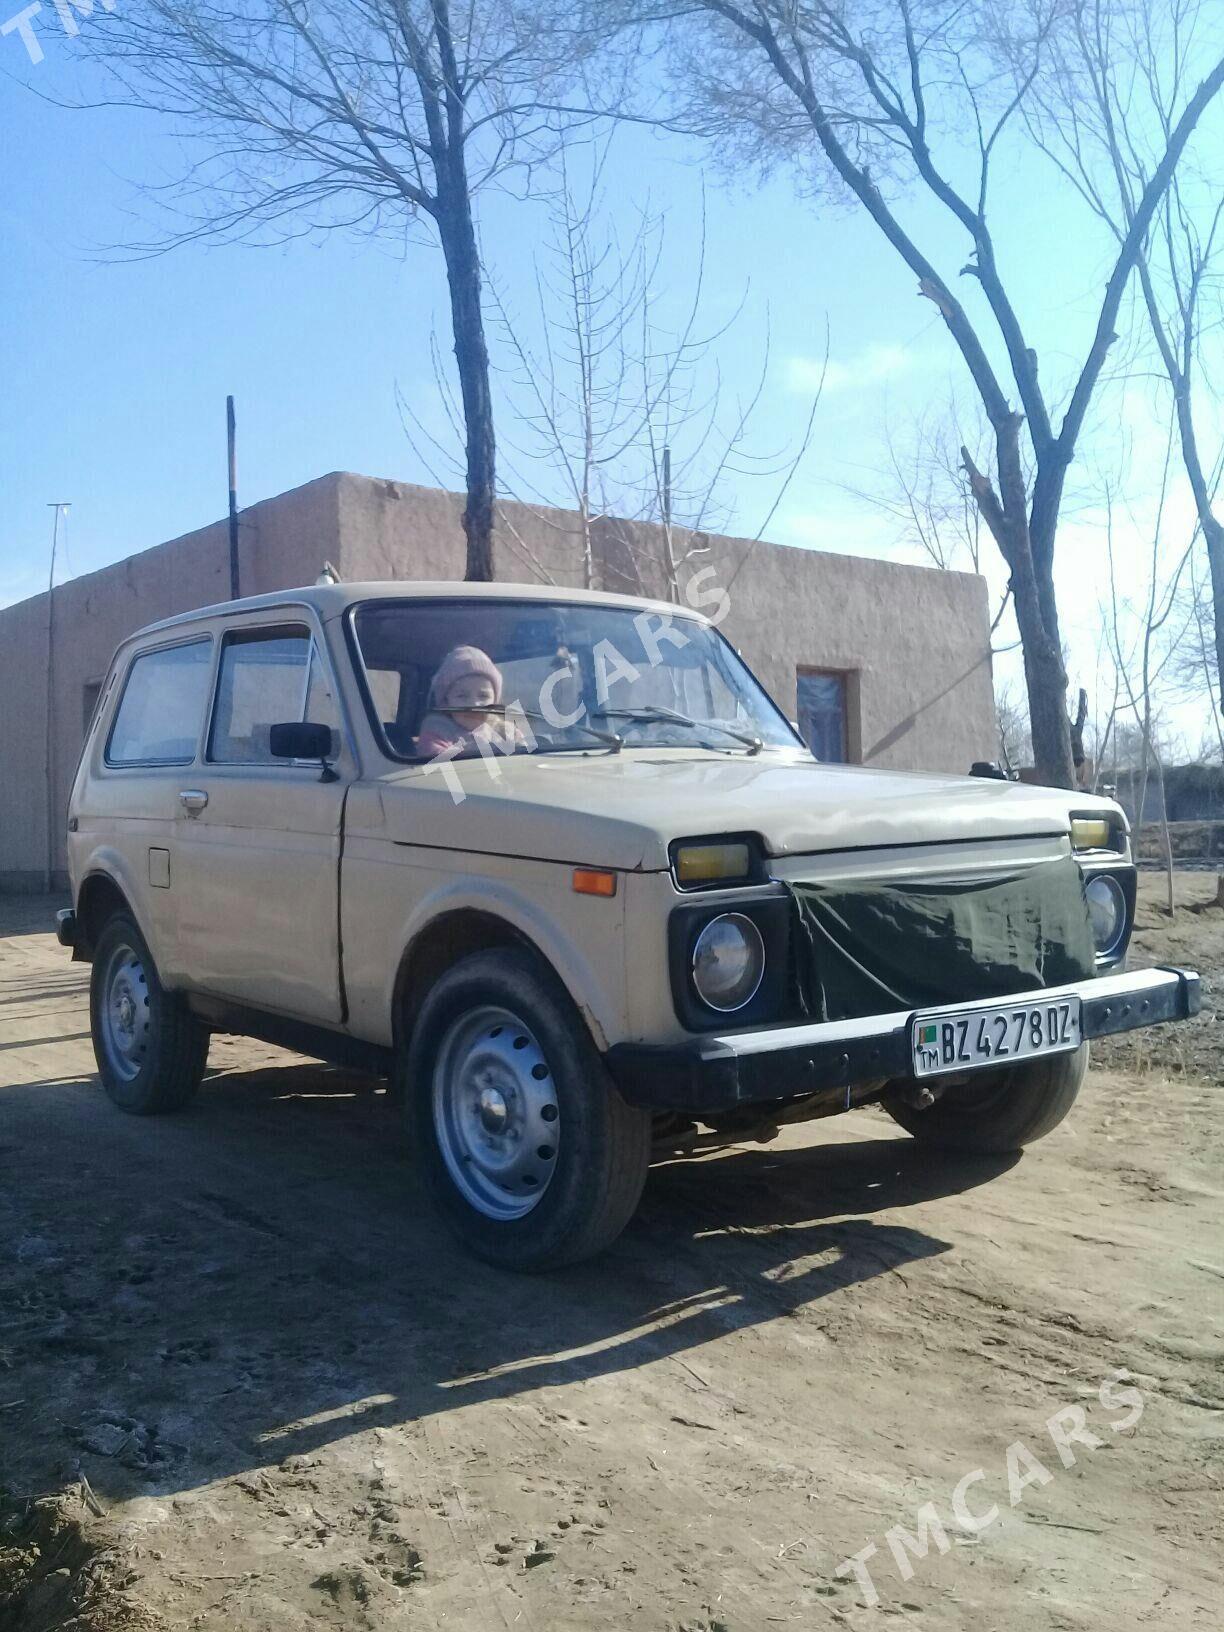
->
[1204,512,1224,714]
[1146,258,1224,716]
[1008,542,1075,788]
[1017,604,1075,787]
[437,193,496,582]
[966,427,1076,789]
[1024,478,1076,789]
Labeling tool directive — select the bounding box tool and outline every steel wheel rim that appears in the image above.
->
[431,1006,560,1221]
[100,941,152,1083]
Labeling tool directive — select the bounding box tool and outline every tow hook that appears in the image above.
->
[894,1081,936,1110]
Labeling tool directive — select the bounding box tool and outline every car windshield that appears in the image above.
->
[350,598,802,761]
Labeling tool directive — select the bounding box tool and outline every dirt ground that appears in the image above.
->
[1,875,1221,1631]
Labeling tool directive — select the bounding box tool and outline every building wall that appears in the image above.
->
[0,472,995,889]
[332,474,594,588]
[700,526,995,772]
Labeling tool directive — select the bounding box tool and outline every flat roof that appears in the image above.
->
[132,578,695,640]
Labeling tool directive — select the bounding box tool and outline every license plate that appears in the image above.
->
[911,996,1082,1078]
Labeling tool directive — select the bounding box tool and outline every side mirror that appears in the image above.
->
[269,721,337,777]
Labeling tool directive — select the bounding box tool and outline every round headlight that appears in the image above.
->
[1085,874,1126,959]
[691,913,765,1012]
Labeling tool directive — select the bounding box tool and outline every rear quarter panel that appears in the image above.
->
[68,654,184,974]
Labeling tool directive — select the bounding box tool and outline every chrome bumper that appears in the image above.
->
[606,966,1201,1113]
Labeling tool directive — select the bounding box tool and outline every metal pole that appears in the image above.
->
[662,444,677,603]
[227,395,240,599]
[44,502,70,895]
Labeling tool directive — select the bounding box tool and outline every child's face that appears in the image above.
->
[445,673,497,728]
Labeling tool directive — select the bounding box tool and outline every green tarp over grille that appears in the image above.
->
[787,854,1096,1022]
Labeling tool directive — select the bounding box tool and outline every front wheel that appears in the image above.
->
[405,949,651,1271]
[885,1044,1089,1153]
[90,912,210,1114]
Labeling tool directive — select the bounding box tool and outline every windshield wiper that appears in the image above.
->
[592,704,762,754]
[435,703,623,753]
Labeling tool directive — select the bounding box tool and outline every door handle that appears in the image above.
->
[179,789,209,815]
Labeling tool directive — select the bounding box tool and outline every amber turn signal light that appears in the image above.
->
[573,867,617,897]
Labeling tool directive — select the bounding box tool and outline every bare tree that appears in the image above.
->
[845,397,990,575]
[68,0,580,581]
[1180,551,1224,759]
[425,144,821,596]
[591,0,1224,786]
[1021,0,1224,714]
[1100,442,1197,913]
[490,151,728,593]
[847,396,1046,771]
[995,679,1031,777]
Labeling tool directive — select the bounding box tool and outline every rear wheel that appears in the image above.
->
[90,913,210,1114]
[885,1045,1089,1153]
[405,949,651,1271]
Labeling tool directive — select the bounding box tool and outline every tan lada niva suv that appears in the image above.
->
[59,583,1200,1269]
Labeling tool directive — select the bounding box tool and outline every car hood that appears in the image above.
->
[370,750,1114,872]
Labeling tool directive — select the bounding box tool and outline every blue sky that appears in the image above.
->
[2,15,1218,751]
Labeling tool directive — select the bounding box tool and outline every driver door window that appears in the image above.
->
[210,627,309,763]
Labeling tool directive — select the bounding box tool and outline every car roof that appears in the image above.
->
[129,579,704,642]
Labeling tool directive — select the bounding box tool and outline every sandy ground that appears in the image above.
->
[1,876,1221,1631]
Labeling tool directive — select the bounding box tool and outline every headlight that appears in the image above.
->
[691,913,765,1011]
[1085,874,1127,959]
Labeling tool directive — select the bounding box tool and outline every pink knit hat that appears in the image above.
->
[430,645,503,707]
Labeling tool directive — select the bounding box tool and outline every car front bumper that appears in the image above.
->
[605,965,1201,1115]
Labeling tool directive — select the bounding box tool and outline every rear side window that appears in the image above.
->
[106,640,213,766]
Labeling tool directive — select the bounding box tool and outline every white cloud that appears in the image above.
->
[786,342,915,396]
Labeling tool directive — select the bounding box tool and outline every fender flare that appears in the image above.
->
[389,878,623,1054]
[75,851,158,962]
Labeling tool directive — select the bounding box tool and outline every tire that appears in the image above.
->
[90,912,210,1114]
[885,1044,1089,1154]
[404,948,651,1271]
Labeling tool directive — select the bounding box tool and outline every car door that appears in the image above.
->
[172,616,350,1022]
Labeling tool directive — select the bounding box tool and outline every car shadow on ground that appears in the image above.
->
[2,1056,1017,1510]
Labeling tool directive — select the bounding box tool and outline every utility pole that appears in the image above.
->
[45,502,71,895]
[661,444,678,603]
[227,395,240,599]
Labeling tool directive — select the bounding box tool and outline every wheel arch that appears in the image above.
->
[76,868,142,961]
[393,909,535,1044]
[390,903,614,1081]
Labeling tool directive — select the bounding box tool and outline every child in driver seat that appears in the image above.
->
[416,645,507,759]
